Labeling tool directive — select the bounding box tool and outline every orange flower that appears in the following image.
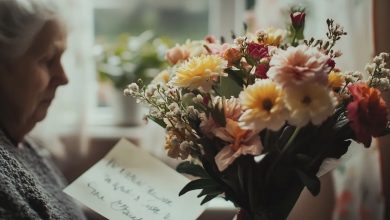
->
[214,119,262,171]
[347,83,388,147]
[223,47,242,65]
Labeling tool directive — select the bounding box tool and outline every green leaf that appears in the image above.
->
[197,187,223,198]
[179,178,219,196]
[224,68,245,87]
[200,194,219,205]
[218,76,243,98]
[176,161,209,178]
[237,163,246,193]
[295,169,320,196]
[147,115,167,128]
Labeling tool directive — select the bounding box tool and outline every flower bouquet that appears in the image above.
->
[125,10,390,220]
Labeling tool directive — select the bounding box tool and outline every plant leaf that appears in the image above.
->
[176,161,209,178]
[200,194,219,205]
[197,187,223,198]
[295,169,320,196]
[147,115,167,128]
[179,178,219,196]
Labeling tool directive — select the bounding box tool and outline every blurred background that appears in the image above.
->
[28,0,389,219]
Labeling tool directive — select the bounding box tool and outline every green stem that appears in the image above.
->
[281,127,301,154]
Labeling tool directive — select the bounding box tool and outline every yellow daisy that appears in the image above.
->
[152,70,170,84]
[328,70,345,89]
[284,83,336,127]
[261,28,286,46]
[239,79,287,131]
[172,54,227,91]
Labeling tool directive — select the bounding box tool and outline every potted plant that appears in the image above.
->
[95,30,172,125]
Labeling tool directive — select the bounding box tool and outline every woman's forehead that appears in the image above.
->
[27,19,67,56]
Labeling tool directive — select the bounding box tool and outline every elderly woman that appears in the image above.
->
[0,0,86,219]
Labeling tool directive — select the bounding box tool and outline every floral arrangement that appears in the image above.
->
[95,30,172,90]
[125,9,390,220]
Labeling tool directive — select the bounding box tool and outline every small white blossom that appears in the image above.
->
[380,52,389,60]
[365,63,375,74]
[156,99,166,105]
[145,85,157,98]
[187,106,199,118]
[149,108,162,118]
[168,103,180,111]
[373,56,382,64]
[334,50,343,57]
[123,89,132,96]
[127,83,139,93]
[192,94,204,104]
[234,36,246,45]
[179,141,193,151]
[379,78,390,90]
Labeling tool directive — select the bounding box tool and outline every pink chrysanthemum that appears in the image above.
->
[268,45,331,87]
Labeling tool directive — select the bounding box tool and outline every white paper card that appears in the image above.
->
[64,138,205,220]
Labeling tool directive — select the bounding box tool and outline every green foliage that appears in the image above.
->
[95,31,173,89]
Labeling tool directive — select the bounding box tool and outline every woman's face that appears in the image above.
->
[0,19,68,141]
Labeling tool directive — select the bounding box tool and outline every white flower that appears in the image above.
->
[126,83,139,94]
[284,83,336,127]
[145,85,157,98]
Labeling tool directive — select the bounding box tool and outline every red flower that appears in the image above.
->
[347,83,388,147]
[255,63,269,79]
[290,11,306,30]
[326,59,336,70]
[247,42,268,60]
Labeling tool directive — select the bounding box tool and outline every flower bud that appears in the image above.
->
[290,11,306,30]
[223,47,242,65]
[165,45,190,65]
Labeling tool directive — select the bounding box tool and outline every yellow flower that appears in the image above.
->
[239,79,287,131]
[261,28,286,46]
[152,70,170,84]
[328,71,345,89]
[172,54,227,91]
[284,83,336,127]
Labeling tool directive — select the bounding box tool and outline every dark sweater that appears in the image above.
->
[0,130,86,220]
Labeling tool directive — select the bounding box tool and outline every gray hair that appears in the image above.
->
[0,0,60,60]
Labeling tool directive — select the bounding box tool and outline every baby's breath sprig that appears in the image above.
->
[304,19,347,57]
[366,52,390,91]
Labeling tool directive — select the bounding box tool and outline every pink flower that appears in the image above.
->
[206,43,230,56]
[166,45,190,65]
[347,83,388,147]
[254,63,269,79]
[214,119,263,171]
[247,42,268,60]
[268,45,330,87]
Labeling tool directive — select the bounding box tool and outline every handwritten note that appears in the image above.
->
[64,139,205,220]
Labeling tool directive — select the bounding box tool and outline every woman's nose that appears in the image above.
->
[53,63,69,86]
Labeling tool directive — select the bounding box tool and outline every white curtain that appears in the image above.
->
[255,0,374,71]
